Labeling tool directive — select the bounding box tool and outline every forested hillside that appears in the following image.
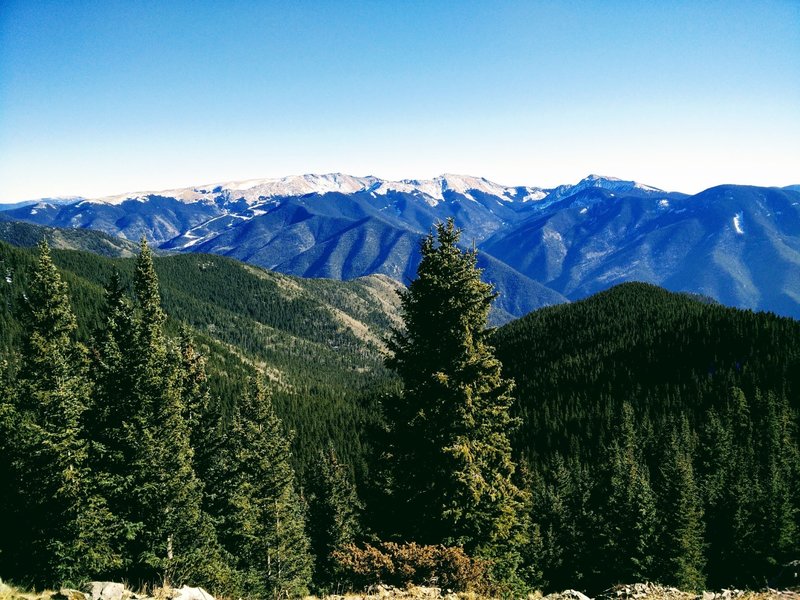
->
[1,238,798,596]
[0,240,400,477]
[493,283,800,591]
[0,214,141,257]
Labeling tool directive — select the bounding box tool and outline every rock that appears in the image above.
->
[86,582,128,600]
[169,586,215,600]
[543,590,592,600]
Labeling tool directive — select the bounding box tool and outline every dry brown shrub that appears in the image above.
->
[331,542,488,593]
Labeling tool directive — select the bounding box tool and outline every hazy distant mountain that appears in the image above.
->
[5,173,800,320]
[0,197,84,212]
[482,184,800,316]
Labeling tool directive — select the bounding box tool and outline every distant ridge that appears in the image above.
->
[4,173,799,321]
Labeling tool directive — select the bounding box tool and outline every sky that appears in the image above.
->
[0,0,798,202]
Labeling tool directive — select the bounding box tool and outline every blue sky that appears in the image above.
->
[0,0,798,201]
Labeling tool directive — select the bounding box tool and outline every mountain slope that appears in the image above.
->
[6,173,800,319]
[0,213,141,256]
[491,282,800,590]
[0,241,401,476]
[482,184,800,317]
[493,280,800,462]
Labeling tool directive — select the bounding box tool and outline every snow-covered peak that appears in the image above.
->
[77,172,655,209]
[374,174,515,203]
[93,173,381,205]
[439,174,511,198]
[579,174,662,193]
[546,174,665,203]
[85,172,549,207]
[373,174,546,204]
[222,173,379,197]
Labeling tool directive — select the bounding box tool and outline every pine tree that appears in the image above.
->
[217,376,312,599]
[752,390,797,574]
[385,219,526,583]
[697,406,731,587]
[0,357,25,578]
[717,388,760,587]
[123,239,228,588]
[656,419,706,591]
[87,268,140,577]
[307,445,363,591]
[9,241,119,586]
[177,328,226,520]
[531,453,595,591]
[698,388,764,587]
[178,328,213,441]
[601,402,657,586]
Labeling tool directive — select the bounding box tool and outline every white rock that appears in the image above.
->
[88,582,126,600]
[170,586,215,600]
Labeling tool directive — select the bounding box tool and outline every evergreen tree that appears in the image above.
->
[385,219,526,583]
[601,402,657,586]
[8,241,119,585]
[217,376,312,599]
[0,358,24,578]
[751,390,797,575]
[86,267,140,577]
[178,328,214,441]
[656,419,706,590]
[531,453,595,591]
[124,239,228,588]
[518,462,546,591]
[307,445,363,591]
[697,406,731,587]
[177,328,226,521]
[713,388,760,587]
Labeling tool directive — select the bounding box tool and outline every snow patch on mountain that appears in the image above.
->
[520,189,548,202]
[733,213,744,235]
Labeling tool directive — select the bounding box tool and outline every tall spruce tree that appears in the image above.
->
[752,390,797,572]
[125,239,228,588]
[0,358,18,577]
[601,402,657,586]
[216,376,312,599]
[307,445,363,591]
[532,453,595,592]
[708,388,760,587]
[177,328,226,521]
[8,241,119,586]
[656,419,706,590]
[87,267,140,577]
[385,219,526,582]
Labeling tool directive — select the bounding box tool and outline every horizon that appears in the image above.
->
[1,1,799,202]
[2,170,799,205]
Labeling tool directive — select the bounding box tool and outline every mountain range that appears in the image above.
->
[3,173,799,320]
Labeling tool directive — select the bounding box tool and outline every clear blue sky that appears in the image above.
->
[1,0,798,201]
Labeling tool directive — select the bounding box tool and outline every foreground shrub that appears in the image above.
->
[331,541,488,592]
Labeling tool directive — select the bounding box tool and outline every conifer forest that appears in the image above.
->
[0,222,798,598]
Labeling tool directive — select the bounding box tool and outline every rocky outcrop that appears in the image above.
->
[543,590,592,600]
[168,587,214,600]
[49,584,214,600]
[593,583,797,600]
[87,582,128,600]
